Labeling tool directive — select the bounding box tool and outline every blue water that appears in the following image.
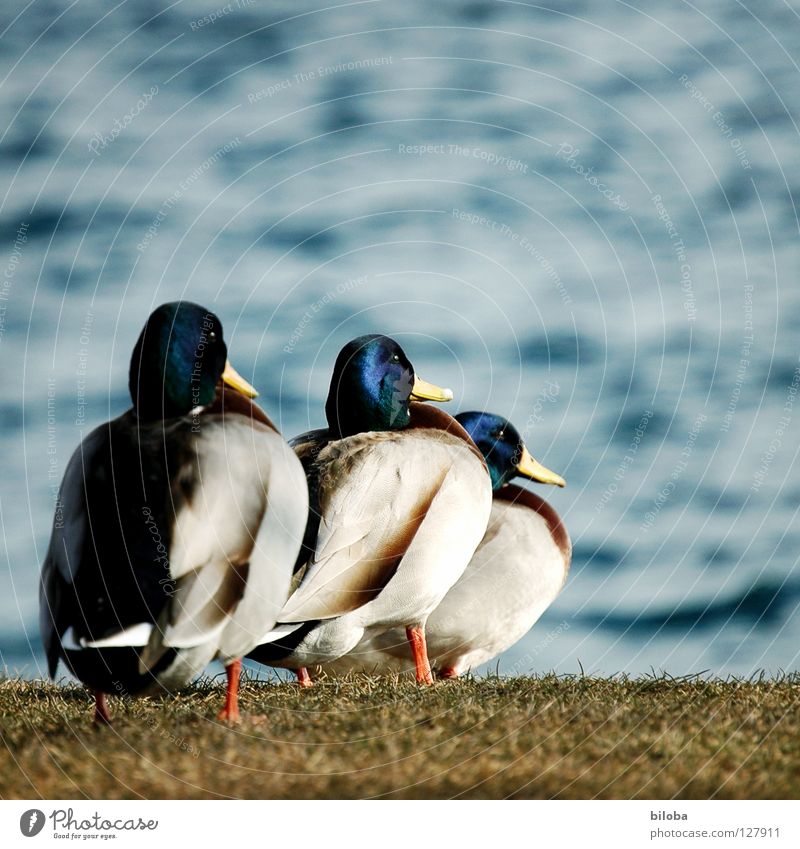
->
[1,0,799,679]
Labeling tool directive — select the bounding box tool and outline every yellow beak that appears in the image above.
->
[221,360,259,398]
[516,445,566,487]
[410,375,454,403]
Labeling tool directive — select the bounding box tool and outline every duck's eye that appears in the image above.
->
[390,353,400,363]
[495,429,506,441]
[208,331,217,343]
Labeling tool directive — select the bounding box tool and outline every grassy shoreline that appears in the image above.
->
[1,674,798,799]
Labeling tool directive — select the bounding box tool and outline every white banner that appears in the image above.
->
[0,800,796,848]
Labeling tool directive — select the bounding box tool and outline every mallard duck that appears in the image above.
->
[329,411,570,677]
[40,301,307,723]
[247,335,493,684]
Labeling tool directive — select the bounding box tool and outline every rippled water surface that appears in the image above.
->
[1,0,799,678]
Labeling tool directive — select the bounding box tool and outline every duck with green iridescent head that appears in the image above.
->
[331,411,570,678]
[247,334,493,684]
[40,301,308,723]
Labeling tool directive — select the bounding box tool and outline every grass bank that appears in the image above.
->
[1,674,798,799]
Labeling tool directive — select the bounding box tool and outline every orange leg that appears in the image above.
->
[406,625,434,685]
[296,667,313,688]
[93,691,112,726]
[439,666,459,680]
[216,659,241,723]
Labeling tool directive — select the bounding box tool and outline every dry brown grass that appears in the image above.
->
[1,673,798,799]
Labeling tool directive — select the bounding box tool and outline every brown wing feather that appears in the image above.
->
[281,471,447,620]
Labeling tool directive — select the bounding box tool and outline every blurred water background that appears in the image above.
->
[1,0,799,680]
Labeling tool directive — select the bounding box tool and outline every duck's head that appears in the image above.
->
[455,411,566,490]
[325,334,453,437]
[129,301,258,421]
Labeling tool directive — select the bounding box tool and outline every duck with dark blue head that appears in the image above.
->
[330,410,571,678]
[40,301,308,723]
[248,334,493,685]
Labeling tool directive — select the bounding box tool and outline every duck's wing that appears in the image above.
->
[288,428,331,577]
[290,428,332,463]
[278,430,465,623]
[140,417,306,670]
[217,429,308,661]
[39,425,108,678]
